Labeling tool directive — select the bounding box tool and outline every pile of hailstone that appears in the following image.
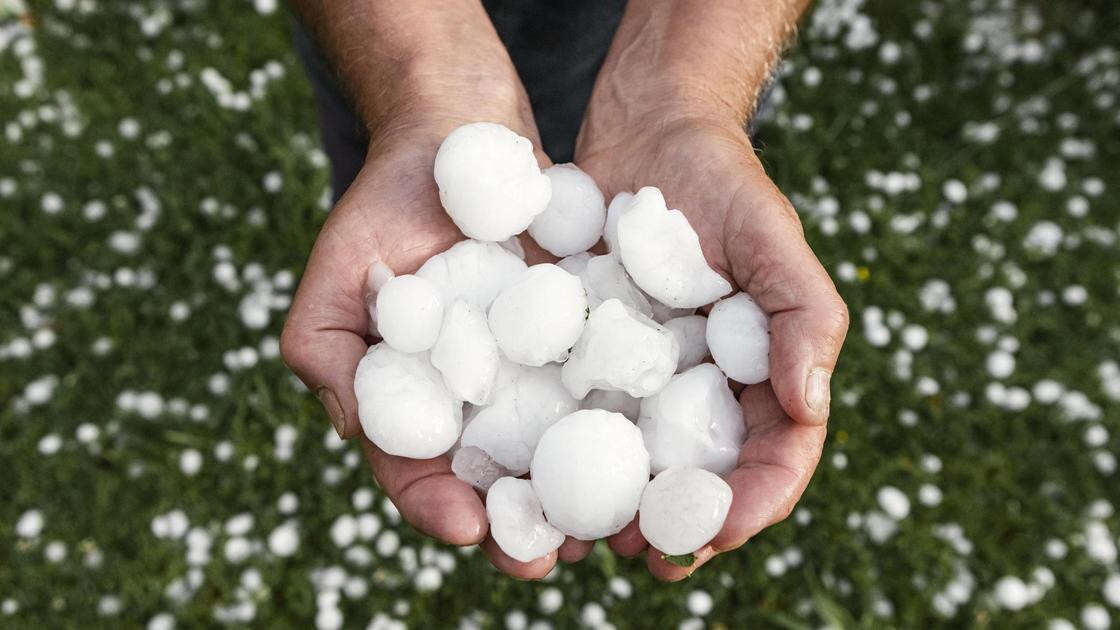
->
[354,122,770,563]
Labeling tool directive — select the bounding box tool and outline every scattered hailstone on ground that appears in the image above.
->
[663,315,709,372]
[639,467,732,555]
[451,446,509,491]
[430,300,499,405]
[353,344,462,459]
[531,409,650,540]
[561,299,679,398]
[486,477,566,562]
[375,274,444,353]
[415,239,526,310]
[616,187,732,308]
[528,163,606,257]
[488,264,587,366]
[433,122,551,241]
[707,292,770,384]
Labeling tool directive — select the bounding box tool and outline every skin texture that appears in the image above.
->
[284,0,849,581]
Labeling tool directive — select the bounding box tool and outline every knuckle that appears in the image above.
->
[279,322,312,373]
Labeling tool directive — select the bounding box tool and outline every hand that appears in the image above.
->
[574,110,850,580]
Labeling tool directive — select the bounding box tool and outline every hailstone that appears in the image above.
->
[486,477,565,562]
[650,301,696,324]
[561,299,679,398]
[578,255,653,317]
[638,363,745,475]
[707,292,770,384]
[531,409,651,540]
[354,344,462,459]
[415,239,526,310]
[528,163,606,257]
[638,467,732,555]
[488,264,587,366]
[582,389,641,422]
[433,122,551,241]
[430,300,500,405]
[375,274,444,353]
[556,251,592,275]
[663,315,709,372]
[616,186,732,308]
[451,445,509,492]
[603,191,634,254]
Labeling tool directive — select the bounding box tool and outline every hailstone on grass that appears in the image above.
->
[639,467,732,555]
[354,344,462,459]
[663,315,709,372]
[430,300,500,405]
[562,299,679,398]
[415,239,526,310]
[529,163,606,257]
[638,363,746,475]
[451,446,509,492]
[531,409,651,540]
[707,292,770,384]
[486,477,566,562]
[433,122,551,241]
[488,264,587,366]
[582,389,641,422]
[616,187,732,308]
[578,254,653,317]
[375,274,444,353]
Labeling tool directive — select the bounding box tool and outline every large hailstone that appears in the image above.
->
[415,239,526,310]
[707,292,770,384]
[451,446,509,492]
[603,191,634,254]
[638,363,746,475]
[433,122,551,241]
[582,389,641,422]
[556,252,592,275]
[486,477,565,562]
[616,187,732,308]
[354,344,462,459]
[374,275,444,353]
[430,300,500,405]
[561,299,679,398]
[531,409,651,540]
[459,361,579,475]
[488,264,587,366]
[638,467,732,555]
[578,255,653,317]
[663,315,709,372]
[528,163,606,257]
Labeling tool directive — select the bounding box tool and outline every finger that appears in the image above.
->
[557,537,595,563]
[710,384,826,551]
[607,517,648,557]
[481,536,557,580]
[646,545,718,582]
[726,180,849,426]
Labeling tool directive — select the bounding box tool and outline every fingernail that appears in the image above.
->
[805,368,832,416]
[316,387,347,439]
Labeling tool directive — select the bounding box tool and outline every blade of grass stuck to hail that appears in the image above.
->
[660,553,696,568]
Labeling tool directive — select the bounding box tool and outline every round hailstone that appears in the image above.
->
[433,122,551,241]
[354,344,462,459]
[582,389,640,422]
[488,264,587,366]
[375,275,444,353]
[556,252,592,275]
[451,445,509,491]
[531,409,651,540]
[638,363,746,475]
[459,361,579,475]
[603,191,634,254]
[528,163,606,257]
[430,300,500,405]
[578,255,653,317]
[486,477,566,563]
[561,299,679,398]
[416,239,527,310]
[638,467,732,555]
[616,187,732,308]
[706,292,770,384]
[663,315,709,372]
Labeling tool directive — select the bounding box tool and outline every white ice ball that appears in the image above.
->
[375,275,444,353]
[663,315,709,372]
[638,363,746,476]
[531,409,651,540]
[528,163,606,257]
[603,191,634,254]
[706,292,770,384]
[451,445,509,492]
[577,255,652,317]
[639,467,732,555]
[354,344,462,459]
[416,239,527,310]
[556,252,592,275]
[433,122,551,241]
[486,477,566,563]
[489,264,587,366]
[616,187,732,308]
[430,300,500,405]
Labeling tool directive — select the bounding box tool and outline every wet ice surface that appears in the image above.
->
[433,122,551,241]
[531,409,651,540]
[663,315,709,372]
[561,299,679,399]
[650,301,696,324]
[639,467,732,555]
[638,363,746,476]
[374,274,444,353]
[451,445,509,492]
[578,255,653,317]
[415,240,526,310]
[488,264,587,367]
[603,191,634,254]
[707,292,770,384]
[556,252,592,275]
[486,477,565,563]
[529,163,606,257]
[430,300,500,405]
[353,344,462,459]
[616,187,732,308]
[582,389,641,422]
